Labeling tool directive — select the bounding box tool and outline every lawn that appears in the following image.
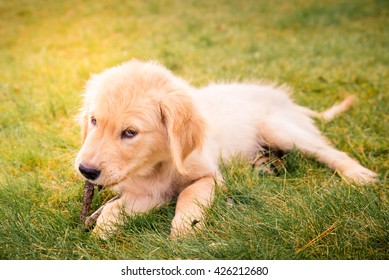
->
[0,0,387,259]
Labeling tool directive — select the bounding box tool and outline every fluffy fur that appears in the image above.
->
[75,60,377,238]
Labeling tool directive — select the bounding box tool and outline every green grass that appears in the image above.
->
[0,0,388,259]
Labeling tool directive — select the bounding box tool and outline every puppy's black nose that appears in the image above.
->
[79,163,101,181]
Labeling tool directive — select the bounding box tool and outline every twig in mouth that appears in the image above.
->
[79,180,96,224]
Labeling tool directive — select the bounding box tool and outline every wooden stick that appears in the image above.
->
[79,180,95,224]
[79,180,120,229]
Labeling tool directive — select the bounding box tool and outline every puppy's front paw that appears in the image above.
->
[170,217,203,239]
[91,224,110,240]
[91,206,122,239]
[92,219,119,240]
[342,166,378,185]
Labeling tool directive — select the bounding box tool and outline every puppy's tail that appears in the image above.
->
[299,95,356,122]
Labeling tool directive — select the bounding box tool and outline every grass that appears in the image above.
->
[0,0,388,259]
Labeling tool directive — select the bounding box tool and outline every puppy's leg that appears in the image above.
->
[93,197,123,238]
[261,118,377,184]
[93,193,162,238]
[171,175,215,238]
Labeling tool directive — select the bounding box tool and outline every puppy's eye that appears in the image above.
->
[122,128,138,139]
[90,116,97,126]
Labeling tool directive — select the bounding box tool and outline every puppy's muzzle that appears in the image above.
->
[79,163,101,181]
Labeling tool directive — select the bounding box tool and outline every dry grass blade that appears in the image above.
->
[295,222,338,254]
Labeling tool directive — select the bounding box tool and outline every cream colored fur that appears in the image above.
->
[75,60,377,238]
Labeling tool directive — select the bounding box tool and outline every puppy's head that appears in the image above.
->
[75,60,205,187]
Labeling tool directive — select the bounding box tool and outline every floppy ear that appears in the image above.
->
[160,91,206,174]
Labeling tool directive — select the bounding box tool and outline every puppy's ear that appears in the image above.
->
[160,91,206,174]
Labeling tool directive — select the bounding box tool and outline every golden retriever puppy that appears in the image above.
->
[75,60,377,238]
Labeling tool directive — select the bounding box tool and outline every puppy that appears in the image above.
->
[75,60,377,238]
